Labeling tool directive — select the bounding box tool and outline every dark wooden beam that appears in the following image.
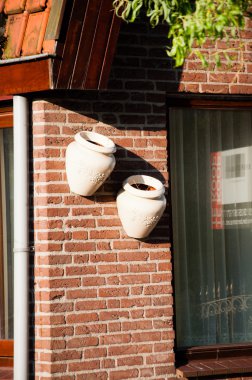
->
[70,0,103,89]
[98,10,121,89]
[55,0,89,88]
[83,0,116,89]
[53,0,121,90]
[0,59,52,96]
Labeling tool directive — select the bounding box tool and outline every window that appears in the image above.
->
[0,103,13,368]
[168,95,252,377]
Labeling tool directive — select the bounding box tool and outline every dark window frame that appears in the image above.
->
[167,93,252,378]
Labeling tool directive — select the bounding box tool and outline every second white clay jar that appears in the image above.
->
[116,175,166,239]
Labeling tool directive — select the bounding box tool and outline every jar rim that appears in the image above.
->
[75,131,116,154]
[122,175,165,199]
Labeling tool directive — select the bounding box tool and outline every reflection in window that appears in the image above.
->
[170,108,252,347]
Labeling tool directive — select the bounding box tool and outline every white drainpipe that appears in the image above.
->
[13,96,29,380]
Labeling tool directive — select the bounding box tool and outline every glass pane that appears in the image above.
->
[170,108,252,347]
[0,128,14,339]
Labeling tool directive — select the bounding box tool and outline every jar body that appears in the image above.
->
[116,176,166,238]
[66,132,116,196]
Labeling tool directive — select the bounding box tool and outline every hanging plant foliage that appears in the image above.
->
[113,0,252,67]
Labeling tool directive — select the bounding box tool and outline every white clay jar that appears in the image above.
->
[66,131,116,196]
[116,175,166,239]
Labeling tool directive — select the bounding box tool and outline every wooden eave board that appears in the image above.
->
[0,105,12,127]
[0,58,52,95]
[0,339,13,366]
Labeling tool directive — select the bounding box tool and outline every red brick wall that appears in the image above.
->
[32,18,252,380]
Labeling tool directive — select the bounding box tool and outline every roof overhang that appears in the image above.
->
[0,0,121,96]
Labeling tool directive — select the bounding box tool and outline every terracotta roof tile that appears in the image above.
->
[4,0,26,14]
[0,1,5,13]
[0,0,56,59]
[25,0,46,13]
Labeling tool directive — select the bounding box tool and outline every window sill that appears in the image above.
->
[176,343,252,378]
[176,358,252,378]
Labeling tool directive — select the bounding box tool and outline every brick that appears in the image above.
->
[100,333,131,345]
[99,287,129,298]
[112,240,140,250]
[76,324,107,335]
[35,315,65,326]
[36,290,65,301]
[120,274,150,285]
[33,112,66,123]
[84,347,107,359]
[89,230,120,239]
[130,263,156,272]
[98,264,128,274]
[71,231,89,240]
[34,219,63,229]
[146,353,174,364]
[66,313,99,324]
[99,311,129,321]
[66,265,97,276]
[144,285,172,295]
[82,276,106,286]
[66,289,97,299]
[77,373,108,380]
[68,360,100,372]
[65,218,95,228]
[131,331,161,342]
[73,254,89,264]
[40,326,74,338]
[122,320,153,331]
[39,278,81,289]
[155,365,176,376]
[75,300,106,311]
[37,254,72,265]
[67,337,99,349]
[50,350,82,361]
[108,343,152,356]
[40,302,73,313]
[37,231,70,241]
[117,356,143,366]
[33,148,61,159]
[118,251,149,261]
[34,196,63,206]
[35,339,66,350]
[145,308,172,318]
[101,358,116,369]
[140,368,155,377]
[200,84,229,93]
[209,72,238,83]
[110,369,139,380]
[90,252,116,263]
[230,84,252,94]
[121,297,151,308]
[65,242,95,252]
[108,322,121,332]
[35,267,64,277]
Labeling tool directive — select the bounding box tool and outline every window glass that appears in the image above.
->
[170,108,252,347]
[0,128,14,339]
